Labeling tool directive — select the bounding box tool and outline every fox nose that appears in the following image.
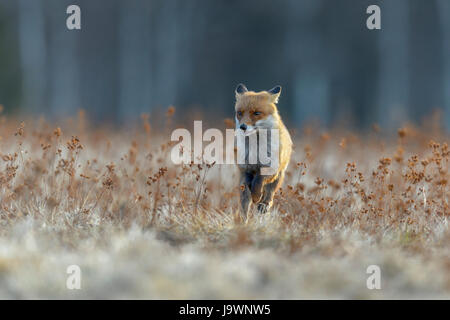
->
[240,124,247,131]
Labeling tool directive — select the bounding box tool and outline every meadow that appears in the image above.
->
[0,108,449,299]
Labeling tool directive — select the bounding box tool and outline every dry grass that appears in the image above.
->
[0,109,449,299]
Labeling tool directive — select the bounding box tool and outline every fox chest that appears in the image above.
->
[235,132,276,170]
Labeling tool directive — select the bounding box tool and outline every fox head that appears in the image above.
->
[234,84,282,134]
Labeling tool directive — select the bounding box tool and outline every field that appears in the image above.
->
[0,109,449,299]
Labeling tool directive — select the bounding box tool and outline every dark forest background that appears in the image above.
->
[0,0,450,130]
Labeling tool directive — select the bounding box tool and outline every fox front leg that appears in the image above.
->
[250,174,264,204]
[239,173,252,219]
[258,173,283,213]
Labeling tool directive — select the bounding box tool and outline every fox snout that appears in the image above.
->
[237,121,256,134]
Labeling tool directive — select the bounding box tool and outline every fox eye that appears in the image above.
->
[237,111,243,117]
[253,111,261,116]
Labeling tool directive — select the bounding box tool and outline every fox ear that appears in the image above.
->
[235,83,248,98]
[268,85,281,103]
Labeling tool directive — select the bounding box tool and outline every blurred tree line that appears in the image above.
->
[0,0,449,129]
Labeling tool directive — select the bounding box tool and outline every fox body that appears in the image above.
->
[234,84,292,218]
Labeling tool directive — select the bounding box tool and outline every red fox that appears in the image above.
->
[234,84,292,218]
